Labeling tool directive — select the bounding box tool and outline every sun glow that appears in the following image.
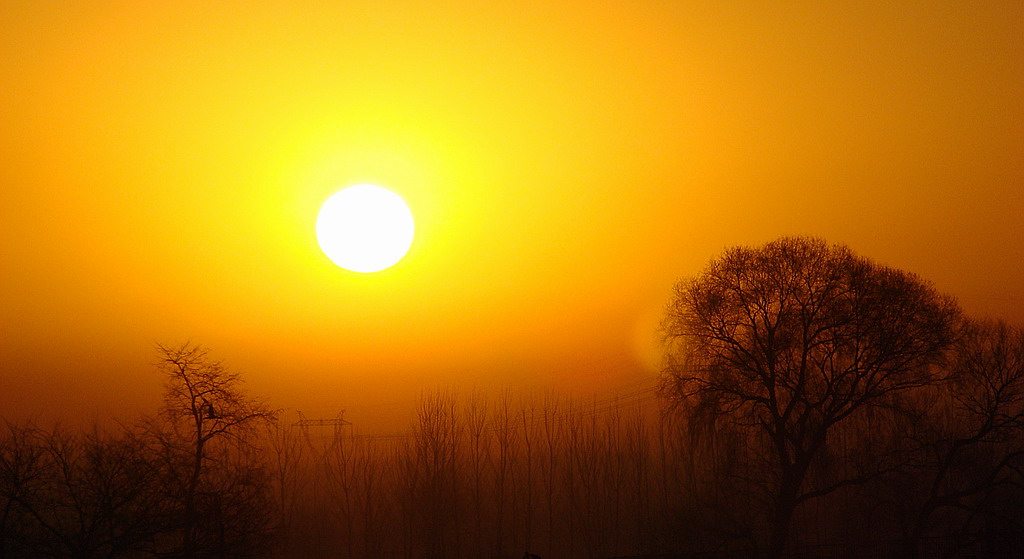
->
[315,184,415,273]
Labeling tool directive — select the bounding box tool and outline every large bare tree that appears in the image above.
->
[661,237,960,557]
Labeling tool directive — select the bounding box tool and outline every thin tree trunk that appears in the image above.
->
[184,437,205,556]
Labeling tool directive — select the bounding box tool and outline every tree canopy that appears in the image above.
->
[661,236,962,557]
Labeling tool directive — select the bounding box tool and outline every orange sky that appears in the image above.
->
[2,1,1022,431]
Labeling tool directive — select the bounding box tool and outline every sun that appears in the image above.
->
[315,184,415,273]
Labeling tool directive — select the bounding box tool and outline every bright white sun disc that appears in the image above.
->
[316,184,414,273]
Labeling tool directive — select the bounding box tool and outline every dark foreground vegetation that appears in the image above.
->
[2,238,1022,559]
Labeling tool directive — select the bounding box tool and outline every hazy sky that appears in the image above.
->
[2,1,1022,431]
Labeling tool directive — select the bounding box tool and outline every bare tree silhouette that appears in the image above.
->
[0,422,169,558]
[0,422,45,557]
[884,319,1024,558]
[264,419,306,549]
[153,342,277,557]
[661,237,961,558]
[465,389,490,554]
[409,390,462,559]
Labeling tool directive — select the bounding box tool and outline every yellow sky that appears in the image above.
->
[2,1,1022,430]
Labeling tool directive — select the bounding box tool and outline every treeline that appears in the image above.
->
[5,371,1022,559]
[2,237,1023,559]
[268,389,693,559]
[264,346,1024,559]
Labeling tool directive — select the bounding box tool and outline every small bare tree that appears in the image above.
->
[0,422,50,557]
[411,390,462,559]
[464,389,490,554]
[264,420,306,547]
[0,422,169,558]
[892,320,1024,557]
[153,342,277,556]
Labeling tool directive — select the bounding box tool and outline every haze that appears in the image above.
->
[2,1,1021,432]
